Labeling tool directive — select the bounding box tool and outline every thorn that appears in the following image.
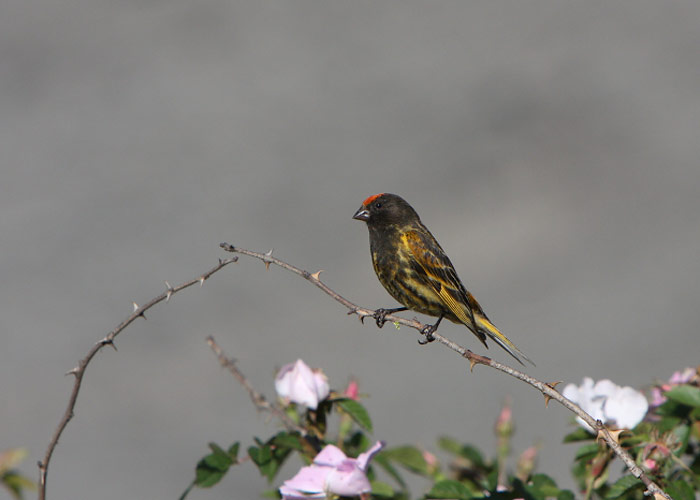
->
[264,248,274,270]
[597,428,626,445]
[199,276,205,287]
[310,269,324,280]
[543,381,562,407]
[66,366,80,377]
[164,281,174,302]
[101,337,118,351]
[461,350,479,371]
[132,302,139,312]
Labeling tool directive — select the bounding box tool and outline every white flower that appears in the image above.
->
[562,377,648,432]
[275,359,330,410]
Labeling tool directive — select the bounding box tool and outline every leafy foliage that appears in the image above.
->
[177,364,700,500]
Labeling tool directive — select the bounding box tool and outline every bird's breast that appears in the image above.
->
[369,231,447,317]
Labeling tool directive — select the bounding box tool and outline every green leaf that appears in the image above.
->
[371,480,395,497]
[436,437,485,467]
[528,473,561,497]
[272,432,304,451]
[383,446,428,475]
[654,400,689,418]
[558,490,575,500]
[437,435,462,454]
[666,386,700,407]
[563,427,594,442]
[666,480,695,500]
[574,443,600,461]
[604,475,643,499]
[194,462,227,488]
[656,415,683,433]
[672,424,691,455]
[203,453,231,471]
[428,479,474,500]
[337,398,373,432]
[204,443,233,470]
[228,442,240,460]
[248,445,272,467]
[193,443,237,488]
[373,453,407,489]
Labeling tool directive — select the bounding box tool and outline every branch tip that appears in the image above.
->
[39,252,241,500]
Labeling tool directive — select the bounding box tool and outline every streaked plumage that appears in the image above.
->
[353,193,534,366]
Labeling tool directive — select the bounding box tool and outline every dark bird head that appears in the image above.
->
[352,193,420,227]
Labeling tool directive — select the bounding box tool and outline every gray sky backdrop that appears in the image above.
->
[2,1,700,499]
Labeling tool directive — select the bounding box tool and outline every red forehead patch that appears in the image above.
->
[362,193,384,206]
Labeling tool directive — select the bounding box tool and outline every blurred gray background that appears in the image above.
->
[2,1,699,499]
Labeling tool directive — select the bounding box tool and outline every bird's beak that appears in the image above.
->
[352,206,370,222]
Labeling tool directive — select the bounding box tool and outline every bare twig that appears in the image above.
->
[206,335,306,435]
[37,257,238,500]
[220,243,670,500]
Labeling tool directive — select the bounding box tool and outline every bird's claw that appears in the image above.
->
[373,308,390,328]
[418,324,437,344]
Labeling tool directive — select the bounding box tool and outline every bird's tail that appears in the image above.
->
[474,314,535,366]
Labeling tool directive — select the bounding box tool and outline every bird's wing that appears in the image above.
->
[402,229,481,328]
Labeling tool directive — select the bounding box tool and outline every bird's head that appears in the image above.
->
[352,193,420,227]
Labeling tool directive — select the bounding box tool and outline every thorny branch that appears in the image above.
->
[220,242,671,500]
[37,257,238,500]
[206,335,306,435]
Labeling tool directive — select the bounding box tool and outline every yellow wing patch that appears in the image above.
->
[402,231,473,326]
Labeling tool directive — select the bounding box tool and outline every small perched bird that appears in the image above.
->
[353,193,534,366]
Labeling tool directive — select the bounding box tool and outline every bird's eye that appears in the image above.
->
[374,202,382,209]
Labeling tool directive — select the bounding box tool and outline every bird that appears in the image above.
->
[352,193,534,366]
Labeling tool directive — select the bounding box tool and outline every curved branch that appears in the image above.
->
[37,257,238,500]
[206,335,307,435]
[220,243,670,500]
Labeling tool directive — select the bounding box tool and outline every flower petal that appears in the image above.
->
[313,445,348,467]
[356,440,385,471]
[604,386,648,429]
[325,464,372,496]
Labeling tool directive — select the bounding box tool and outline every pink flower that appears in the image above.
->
[494,401,513,437]
[344,380,360,400]
[643,458,657,472]
[275,359,330,410]
[279,441,385,499]
[669,367,696,385]
[650,367,697,407]
[562,377,648,432]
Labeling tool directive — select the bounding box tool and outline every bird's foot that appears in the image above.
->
[373,308,391,328]
[418,324,438,344]
[418,314,444,344]
[372,307,408,328]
